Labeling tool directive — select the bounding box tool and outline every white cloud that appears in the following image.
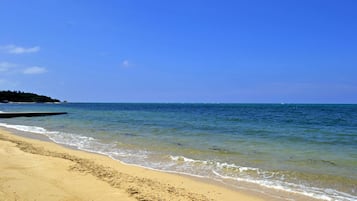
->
[121,60,130,68]
[1,44,40,54]
[0,62,17,72]
[0,62,48,75]
[23,66,47,74]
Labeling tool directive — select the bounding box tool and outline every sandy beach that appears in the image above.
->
[0,128,266,201]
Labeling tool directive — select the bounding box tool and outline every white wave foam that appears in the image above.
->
[170,155,197,163]
[0,123,48,134]
[212,170,335,201]
[170,155,356,201]
[0,122,146,159]
[169,155,258,173]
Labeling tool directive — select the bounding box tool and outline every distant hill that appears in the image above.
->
[0,91,60,103]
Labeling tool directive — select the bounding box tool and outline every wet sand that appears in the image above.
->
[0,128,266,201]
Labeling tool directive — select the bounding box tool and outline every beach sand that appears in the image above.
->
[0,128,266,201]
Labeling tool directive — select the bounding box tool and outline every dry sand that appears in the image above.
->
[0,128,266,201]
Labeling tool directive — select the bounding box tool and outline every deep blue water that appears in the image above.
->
[0,103,356,200]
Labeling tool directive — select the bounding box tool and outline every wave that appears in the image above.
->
[0,122,356,201]
[169,155,356,201]
[0,122,146,159]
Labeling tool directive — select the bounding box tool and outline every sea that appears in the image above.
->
[0,103,356,201]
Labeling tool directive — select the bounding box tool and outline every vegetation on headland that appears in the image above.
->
[0,90,60,103]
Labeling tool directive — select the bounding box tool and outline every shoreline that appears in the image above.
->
[0,104,355,201]
[0,128,270,201]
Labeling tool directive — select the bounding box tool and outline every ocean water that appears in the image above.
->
[0,103,356,200]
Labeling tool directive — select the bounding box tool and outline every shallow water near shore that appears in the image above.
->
[0,103,356,201]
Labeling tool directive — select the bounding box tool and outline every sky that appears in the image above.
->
[0,0,356,103]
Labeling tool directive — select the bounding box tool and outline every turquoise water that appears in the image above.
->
[0,103,356,200]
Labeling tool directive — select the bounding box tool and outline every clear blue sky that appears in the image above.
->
[0,0,356,103]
